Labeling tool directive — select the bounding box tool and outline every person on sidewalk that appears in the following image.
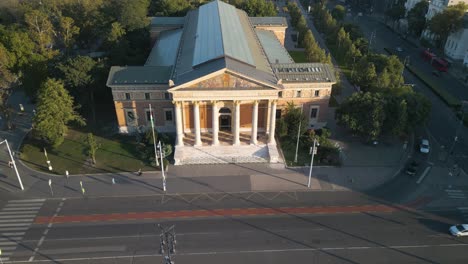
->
[8,161,13,168]
[137,168,142,176]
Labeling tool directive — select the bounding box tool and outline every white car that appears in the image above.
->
[396,47,403,52]
[420,139,430,153]
[449,224,468,237]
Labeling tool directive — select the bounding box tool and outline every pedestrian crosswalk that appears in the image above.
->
[459,207,468,222]
[445,189,466,199]
[0,199,45,262]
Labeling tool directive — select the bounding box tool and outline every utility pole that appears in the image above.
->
[158,141,167,192]
[149,104,159,167]
[294,104,304,164]
[368,30,376,54]
[1,139,24,190]
[308,138,319,188]
[158,224,176,264]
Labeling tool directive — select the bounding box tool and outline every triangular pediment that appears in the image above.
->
[170,71,279,90]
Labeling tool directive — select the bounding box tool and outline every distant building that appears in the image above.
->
[444,13,468,60]
[106,0,336,165]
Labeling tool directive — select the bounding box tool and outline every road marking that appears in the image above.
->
[8,199,45,203]
[0,211,39,216]
[2,207,42,211]
[445,189,463,192]
[1,232,25,236]
[2,243,468,263]
[0,241,18,246]
[5,202,44,207]
[0,219,33,223]
[0,223,31,227]
[0,215,36,219]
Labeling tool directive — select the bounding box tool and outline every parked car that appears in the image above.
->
[405,161,419,176]
[420,139,430,153]
[396,47,403,52]
[449,224,468,237]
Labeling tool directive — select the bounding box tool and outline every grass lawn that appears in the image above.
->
[279,136,340,167]
[20,128,156,175]
[288,50,307,63]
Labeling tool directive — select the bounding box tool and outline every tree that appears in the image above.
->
[407,0,428,37]
[383,96,408,136]
[23,9,56,57]
[57,56,97,123]
[0,43,15,93]
[385,0,406,29]
[331,5,346,21]
[403,92,431,129]
[152,0,192,16]
[304,30,329,63]
[58,16,80,51]
[86,133,100,165]
[283,102,308,140]
[105,22,126,46]
[110,0,150,31]
[427,2,468,48]
[352,60,377,91]
[242,0,277,16]
[33,78,85,147]
[336,92,386,141]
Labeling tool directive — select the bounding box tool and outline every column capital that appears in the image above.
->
[172,101,182,106]
[233,100,242,106]
[210,100,219,107]
[253,100,259,105]
[270,99,278,104]
[193,101,200,106]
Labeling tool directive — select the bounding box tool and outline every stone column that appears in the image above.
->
[233,101,240,145]
[193,101,202,146]
[266,100,271,135]
[211,101,219,146]
[250,100,258,145]
[174,101,184,146]
[268,100,277,144]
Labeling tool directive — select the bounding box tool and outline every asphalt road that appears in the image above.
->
[7,198,468,264]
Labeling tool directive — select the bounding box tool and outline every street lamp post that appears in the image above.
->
[307,138,319,188]
[158,141,166,192]
[149,104,160,167]
[0,139,24,190]
[294,105,304,163]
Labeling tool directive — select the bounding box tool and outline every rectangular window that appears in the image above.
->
[145,93,150,100]
[310,108,318,118]
[146,110,154,122]
[314,90,320,97]
[164,109,174,124]
[279,91,283,98]
[296,90,301,98]
[276,109,282,119]
[164,92,171,100]
[125,93,130,100]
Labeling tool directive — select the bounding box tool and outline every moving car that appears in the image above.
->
[396,47,403,52]
[449,224,468,237]
[420,139,430,153]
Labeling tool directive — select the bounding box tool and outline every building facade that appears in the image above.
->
[107,0,336,165]
[444,13,468,60]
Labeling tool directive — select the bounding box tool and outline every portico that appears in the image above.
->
[172,99,278,148]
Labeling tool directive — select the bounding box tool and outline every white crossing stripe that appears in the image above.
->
[0,257,10,261]
[7,199,45,203]
[0,219,33,223]
[0,232,25,236]
[5,202,44,207]
[0,237,22,241]
[0,241,18,246]
[0,223,31,227]
[0,227,29,231]
[0,211,39,215]
[2,207,42,211]
[0,246,16,251]
[0,214,36,219]
[458,207,468,210]
[446,189,463,192]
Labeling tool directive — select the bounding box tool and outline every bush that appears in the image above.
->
[276,119,288,137]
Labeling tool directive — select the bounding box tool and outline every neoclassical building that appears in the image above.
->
[107,0,336,165]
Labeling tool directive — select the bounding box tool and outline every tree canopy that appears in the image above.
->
[407,0,428,37]
[33,78,85,147]
[428,2,468,47]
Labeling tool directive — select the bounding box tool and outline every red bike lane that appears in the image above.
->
[34,204,401,224]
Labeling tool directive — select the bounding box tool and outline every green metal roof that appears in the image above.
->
[107,66,172,86]
[255,29,293,64]
[272,63,336,83]
[193,0,254,67]
[145,29,183,66]
[250,17,287,26]
[150,17,185,26]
